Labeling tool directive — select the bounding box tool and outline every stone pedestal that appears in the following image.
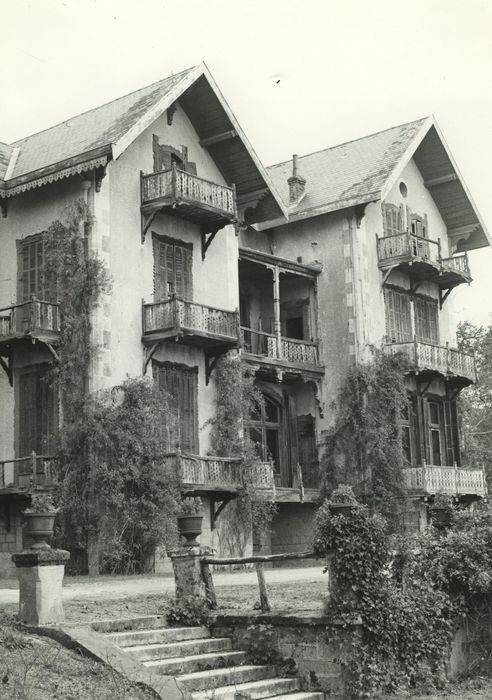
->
[12,548,70,626]
[169,546,205,601]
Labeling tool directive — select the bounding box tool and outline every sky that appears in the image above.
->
[1,0,491,327]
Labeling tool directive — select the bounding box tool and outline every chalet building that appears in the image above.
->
[249,117,489,545]
[0,65,489,575]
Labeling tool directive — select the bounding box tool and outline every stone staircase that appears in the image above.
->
[103,619,324,699]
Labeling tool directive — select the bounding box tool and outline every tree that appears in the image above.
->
[457,321,492,486]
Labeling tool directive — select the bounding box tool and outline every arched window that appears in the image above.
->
[248,394,281,476]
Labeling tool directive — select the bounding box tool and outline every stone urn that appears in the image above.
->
[177,515,203,547]
[24,512,57,550]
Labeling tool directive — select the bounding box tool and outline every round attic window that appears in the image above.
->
[399,181,408,198]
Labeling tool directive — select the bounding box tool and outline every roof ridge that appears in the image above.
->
[267,116,430,170]
[10,65,197,146]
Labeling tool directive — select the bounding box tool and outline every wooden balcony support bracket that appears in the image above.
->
[0,355,12,386]
[210,494,234,529]
[45,343,59,362]
[439,287,453,310]
[141,209,159,243]
[381,265,398,288]
[205,350,221,385]
[201,225,221,260]
[143,341,161,374]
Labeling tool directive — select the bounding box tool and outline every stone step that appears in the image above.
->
[191,677,302,700]
[178,664,275,693]
[107,625,210,648]
[144,650,248,675]
[92,615,168,634]
[126,636,232,661]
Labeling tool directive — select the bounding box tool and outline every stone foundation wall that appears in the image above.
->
[212,612,360,697]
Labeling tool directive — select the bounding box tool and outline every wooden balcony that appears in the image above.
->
[384,338,476,384]
[377,233,471,289]
[240,327,324,380]
[163,452,274,494]
[403,465,487,497]
[0,298,60,352]
[140,165,237,242]
[0,452,55,494]
[142,297,240,350]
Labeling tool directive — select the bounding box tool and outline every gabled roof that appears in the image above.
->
[0,64,287,224]
[265,117,490,251]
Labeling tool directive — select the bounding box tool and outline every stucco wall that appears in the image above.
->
[106,103,239,453]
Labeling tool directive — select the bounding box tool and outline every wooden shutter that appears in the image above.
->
[385,289,411,343]
[382,203,403,237]
[443,400,454,466]
[18,367,58,457]
[154,362,198,454]
[297,414,317,488]
[153,237,193,301]
[18,235,48,303]
[415,297,439,344]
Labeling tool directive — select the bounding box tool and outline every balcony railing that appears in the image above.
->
[141,166,236,219]
[0,452,55,491]
[377,232,471,283]
[143,297,239,346]
[163,452,274,491]
[384,338,476,383]
[241,327,320,366]
[403,465,487,496]
[0,298,60,340]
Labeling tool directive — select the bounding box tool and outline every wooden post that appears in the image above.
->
[31,451,37,488]
[272,265,282,359]
[255,563,271,612]
[201,561,217,609]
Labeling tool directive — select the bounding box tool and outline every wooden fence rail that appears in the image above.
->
[200,550,317,612]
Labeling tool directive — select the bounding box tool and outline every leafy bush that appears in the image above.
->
[166,596,211,627]
[314,493,456,698]
[178,497,202,515]
[25,493,57,514]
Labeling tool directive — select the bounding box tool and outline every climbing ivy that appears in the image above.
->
[207,354,277,554]
[313,492,457,698]
[320,350,409,527]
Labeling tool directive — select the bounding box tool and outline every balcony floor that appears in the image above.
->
[143,326,239,350]
[242,352,325,381]
[379,256,471,290]
[141,197,235,232]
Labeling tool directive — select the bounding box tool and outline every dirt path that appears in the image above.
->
[0,566,326,605]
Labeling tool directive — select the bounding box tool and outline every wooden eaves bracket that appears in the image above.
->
[381,265,398,288]
[45,343,59,362]
[0,355,12,386]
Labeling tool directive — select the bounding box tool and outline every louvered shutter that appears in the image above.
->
[382,204,403,237]
[385,290,411,342]
[385,289,397,342]
[18,367,57,457]
[174,244,193,300]
[154,363,198,453]
[443,400,454,465]
[415,298,439,344]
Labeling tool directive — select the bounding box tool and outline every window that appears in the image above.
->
[428,401,444,466]
[18,365,58,457]
[248,395,281,476]
[414,297,439,344]
[385,289,412,343]
[153,361,199,454]
[153,235,193,301]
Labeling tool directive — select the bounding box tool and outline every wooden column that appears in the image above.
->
[272,265,282,359]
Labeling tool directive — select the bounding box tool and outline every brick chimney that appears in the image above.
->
[287,154,306,204]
